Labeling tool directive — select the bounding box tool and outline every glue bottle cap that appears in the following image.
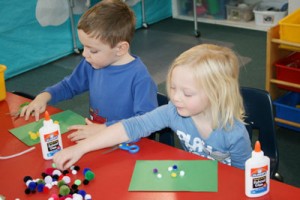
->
[44,111,50,121]
[254,141,261,152]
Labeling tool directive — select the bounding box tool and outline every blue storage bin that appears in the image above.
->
[273,92,300,131]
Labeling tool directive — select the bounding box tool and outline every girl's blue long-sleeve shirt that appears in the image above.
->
[123,102,252,169]
[44,56,158,125]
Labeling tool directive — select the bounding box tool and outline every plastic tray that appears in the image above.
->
[279,8,300,43]
[273,92,300,131]
[275,52,300,92]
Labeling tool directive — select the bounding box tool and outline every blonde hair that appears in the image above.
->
[77,0,136,48]
[166,44,245,130]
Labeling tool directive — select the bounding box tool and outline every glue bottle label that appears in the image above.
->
[250,165,268,194]
[42,130,62,157]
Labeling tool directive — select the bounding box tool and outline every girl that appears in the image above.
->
[53,44,252,170]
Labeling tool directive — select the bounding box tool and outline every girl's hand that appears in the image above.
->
[53,145,84,170]
[67,118,107,142]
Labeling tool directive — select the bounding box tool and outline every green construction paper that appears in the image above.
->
[9,110,85,146]
[129,160,218,192]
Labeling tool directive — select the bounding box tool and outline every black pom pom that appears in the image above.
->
[71,184,78,190]
[52,174,59,181]
[24,188,31,194]
[74,166,80,171]
[41,172,47,178]
[83,179,89,185]
[63,170,69,175]
[23,176,32,183]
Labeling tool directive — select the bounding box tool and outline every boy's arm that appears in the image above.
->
[53,122,129,170]
[45,59,90,105]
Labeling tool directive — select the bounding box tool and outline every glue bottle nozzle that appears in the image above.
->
[254,141,261,152]
[44,111,50,121]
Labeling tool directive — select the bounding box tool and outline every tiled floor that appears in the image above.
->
[6,18,300,188]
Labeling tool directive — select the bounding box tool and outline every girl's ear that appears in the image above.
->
[116,41,130,56]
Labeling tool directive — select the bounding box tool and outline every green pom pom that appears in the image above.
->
[57,180,66,188]
[85,170,95,181]
[59,185,70,196]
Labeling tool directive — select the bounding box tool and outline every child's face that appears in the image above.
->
[78,30,120,69]
[169,66,210,117]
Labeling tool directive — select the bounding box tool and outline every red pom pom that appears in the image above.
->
[45,168,55,175]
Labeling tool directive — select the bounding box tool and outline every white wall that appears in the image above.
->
[288,0,300,14]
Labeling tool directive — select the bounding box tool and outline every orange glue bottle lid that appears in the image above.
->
[44,111,51,121]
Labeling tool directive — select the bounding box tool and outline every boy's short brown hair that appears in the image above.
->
[77,0,136,48]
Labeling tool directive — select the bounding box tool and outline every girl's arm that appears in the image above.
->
[53,122,129,170]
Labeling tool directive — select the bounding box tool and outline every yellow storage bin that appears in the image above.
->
[279,8,300,44]
[0,64,7,101]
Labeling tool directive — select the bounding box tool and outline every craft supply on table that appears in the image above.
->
[39,110,63,160]
[102,142,140,154]
[245,141,270,197]
[9,110,85,146]
[129,160,218,192]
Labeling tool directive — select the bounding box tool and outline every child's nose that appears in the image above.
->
[82,48,89,58]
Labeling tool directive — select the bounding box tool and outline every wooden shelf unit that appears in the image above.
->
[266,25,300,129]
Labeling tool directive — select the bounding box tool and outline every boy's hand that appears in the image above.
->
[67,118,107,142]
[19,92,51,121]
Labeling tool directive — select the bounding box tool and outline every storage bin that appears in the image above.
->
[0,64,7,101]
[279,8,300,44]
[275,52,300,92]
[273,92,300,131]
[205,0,229,19]
[253,1,288,27]
[226,3,254,21]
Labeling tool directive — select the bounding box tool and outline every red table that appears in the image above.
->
[1,92,299,199]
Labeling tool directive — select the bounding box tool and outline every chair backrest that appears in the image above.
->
[148,93,175,146]
[240,87,279,178]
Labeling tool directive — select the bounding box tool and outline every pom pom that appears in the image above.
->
[84,194,92,200]
[52,174,59,181]
[63,170,69,175]
[74,166,80,171]
[44,175,53,184]
[23,176,32,183]
[28,181,37,191]
[45,168,55,175]
[77,190,86,197]
[84,171,95,181]
[24,188,31,194]
[83,168,91,175]
[71,184,78,190]
[37,183,45,192]
[62,176,71,184]
[83,179,89,185]
[74,179,81,186]
[57,180,66,188]
[59,185,71,196]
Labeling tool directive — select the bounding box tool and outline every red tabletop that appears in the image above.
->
[0,92,299,200]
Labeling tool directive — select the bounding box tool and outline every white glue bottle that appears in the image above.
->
[245,140,270,197]
[39,111,63,160]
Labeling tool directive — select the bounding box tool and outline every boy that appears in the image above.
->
[21,0,158,131]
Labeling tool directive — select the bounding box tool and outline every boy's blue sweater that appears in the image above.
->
[44,56,158,125]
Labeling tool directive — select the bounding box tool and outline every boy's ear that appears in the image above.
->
[116,41,130,56]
